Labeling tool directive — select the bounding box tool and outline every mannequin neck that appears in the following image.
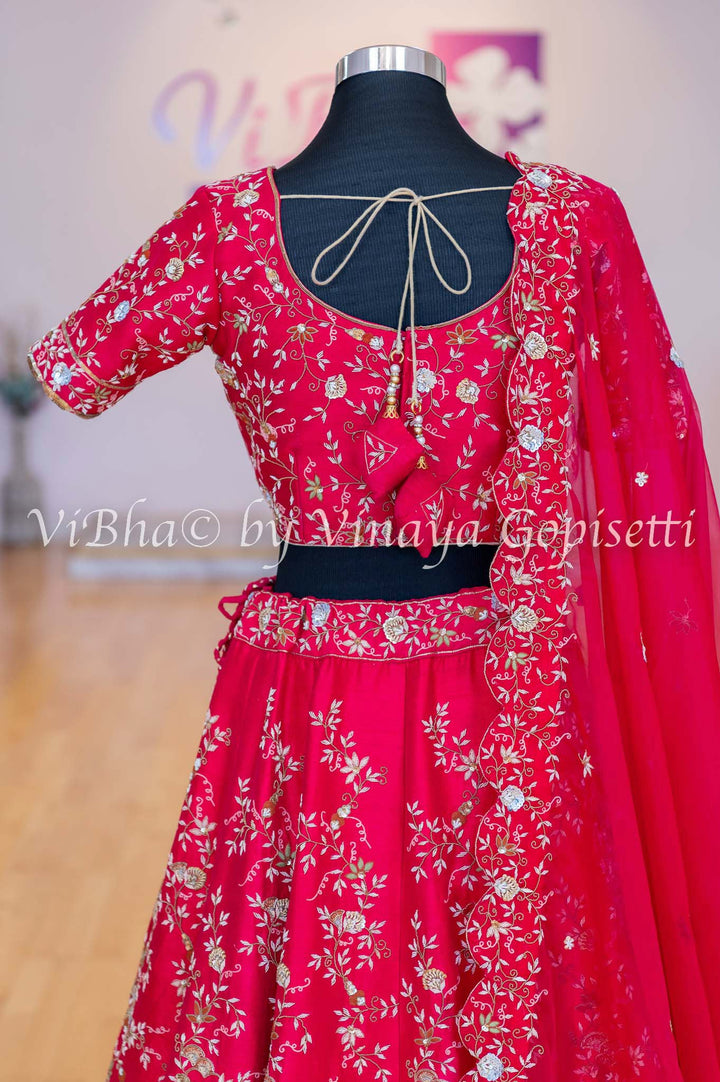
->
[321,72,470,154]
[282,72,502,189]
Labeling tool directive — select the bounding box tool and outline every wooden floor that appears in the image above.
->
[0,546,246,1081]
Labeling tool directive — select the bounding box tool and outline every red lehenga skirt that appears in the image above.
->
[104,576,670,1082]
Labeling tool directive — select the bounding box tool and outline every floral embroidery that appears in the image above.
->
[456,152,595,1078]
[456,376,481,404]
[26,187,220,418]
[27,159,522,549]
[526,167,553,190]
[416,367,437,393]
[204,168,517,547]
[50,361,73,389]
[522,330,548,359]
[30,150,677,1082]
[452,149,669,1082]
[516,422,545,451]
[227,579,498,661]
[509,603,539,632]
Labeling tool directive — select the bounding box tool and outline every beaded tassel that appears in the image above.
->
[382,352,403,419]
[411,396,428,467]
[380,349,428,468]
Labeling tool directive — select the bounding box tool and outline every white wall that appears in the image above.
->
[3,0,719,537]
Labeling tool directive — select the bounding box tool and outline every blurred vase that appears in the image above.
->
[2,416,43,545]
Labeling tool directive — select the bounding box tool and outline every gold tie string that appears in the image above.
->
[280,182,514,422]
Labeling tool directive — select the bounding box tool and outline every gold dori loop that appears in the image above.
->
[281,178,517,504]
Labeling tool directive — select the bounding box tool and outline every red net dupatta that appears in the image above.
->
[457,153,720,1082]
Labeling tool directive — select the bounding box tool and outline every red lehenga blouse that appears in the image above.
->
[27,150,720,1082]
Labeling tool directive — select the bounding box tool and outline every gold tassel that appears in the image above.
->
[382,400,399,419]
[416,454,428,469]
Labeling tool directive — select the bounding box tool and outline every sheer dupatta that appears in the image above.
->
[569,183,720,1077]
[456,152,720,1082]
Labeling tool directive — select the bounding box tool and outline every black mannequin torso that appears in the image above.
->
[272,70,521,601]
[273,72,521,327]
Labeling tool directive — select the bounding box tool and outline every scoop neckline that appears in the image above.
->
[265,149,525,336]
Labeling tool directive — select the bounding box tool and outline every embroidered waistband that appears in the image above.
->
[215,575,499,662]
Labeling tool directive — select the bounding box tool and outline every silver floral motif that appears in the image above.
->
[517,424,545,452]
[416,367,437,394]
[311,600,331,627]
[477,1053,505,1080]
[527,167,552,190]
[456,377,480,404]
[50,361,73,389]
[258,605,273,631]
[325,374,347,399]
[113,300,130,322]
[523,330,548,359]
[165,257,185,281]
[510,604,539,632]
[234,188,259,207]
[500,785,525,811]
[670,345,685,369]
[382,613,409,643]
[494,874,521,902]
[634,471,649,487]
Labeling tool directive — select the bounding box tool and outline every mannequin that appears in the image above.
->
[273,44,521,601]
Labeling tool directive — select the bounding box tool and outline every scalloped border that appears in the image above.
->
[454,152,593,1081]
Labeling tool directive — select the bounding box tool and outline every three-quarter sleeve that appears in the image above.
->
[26,184,220,418]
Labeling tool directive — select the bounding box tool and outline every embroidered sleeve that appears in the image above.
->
[26,184,220,418]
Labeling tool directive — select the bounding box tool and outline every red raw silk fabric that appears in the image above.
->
[27,150,720,1082]
[116,582,507,1081]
